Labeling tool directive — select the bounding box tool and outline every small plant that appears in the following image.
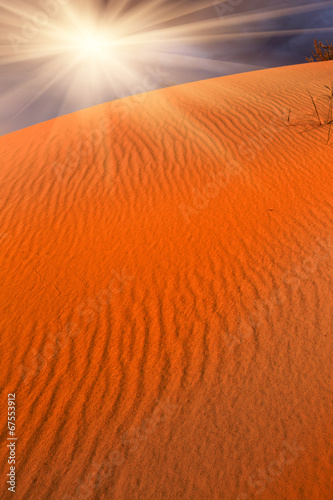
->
[324,81,333,143]
[307,81,333,144]
[288,82,333,144]
[307,89,322,125]
[161,80,176,88]
[306,40,333,62]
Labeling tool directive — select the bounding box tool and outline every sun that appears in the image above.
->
[81,34,106,56]
[74,31,113,59]
[1,0,330,129]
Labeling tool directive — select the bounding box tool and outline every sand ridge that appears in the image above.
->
[0,61,332,499]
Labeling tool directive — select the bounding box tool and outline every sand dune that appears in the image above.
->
[0,61,332,499]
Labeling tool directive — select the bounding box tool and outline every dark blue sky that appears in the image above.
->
[1,0,333,135]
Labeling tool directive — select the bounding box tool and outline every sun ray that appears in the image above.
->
[115,1,333,46]
[6,56,85,125]
[1,0,332,133]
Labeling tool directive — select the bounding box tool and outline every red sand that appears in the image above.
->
[0,61,332,499]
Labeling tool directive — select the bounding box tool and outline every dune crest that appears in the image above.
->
[0,61,332,499]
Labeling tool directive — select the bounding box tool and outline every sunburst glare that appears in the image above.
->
[1,0,333,132]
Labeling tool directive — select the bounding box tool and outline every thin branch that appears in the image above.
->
[307,90,322,126]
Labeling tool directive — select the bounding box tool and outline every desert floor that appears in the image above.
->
[0,61,332,499]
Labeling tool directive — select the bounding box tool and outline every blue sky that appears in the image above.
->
[1,0,332,135]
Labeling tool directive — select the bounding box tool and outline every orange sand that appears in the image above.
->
[0,61,332,499]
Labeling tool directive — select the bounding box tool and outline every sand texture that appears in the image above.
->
[0,61,332,499]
